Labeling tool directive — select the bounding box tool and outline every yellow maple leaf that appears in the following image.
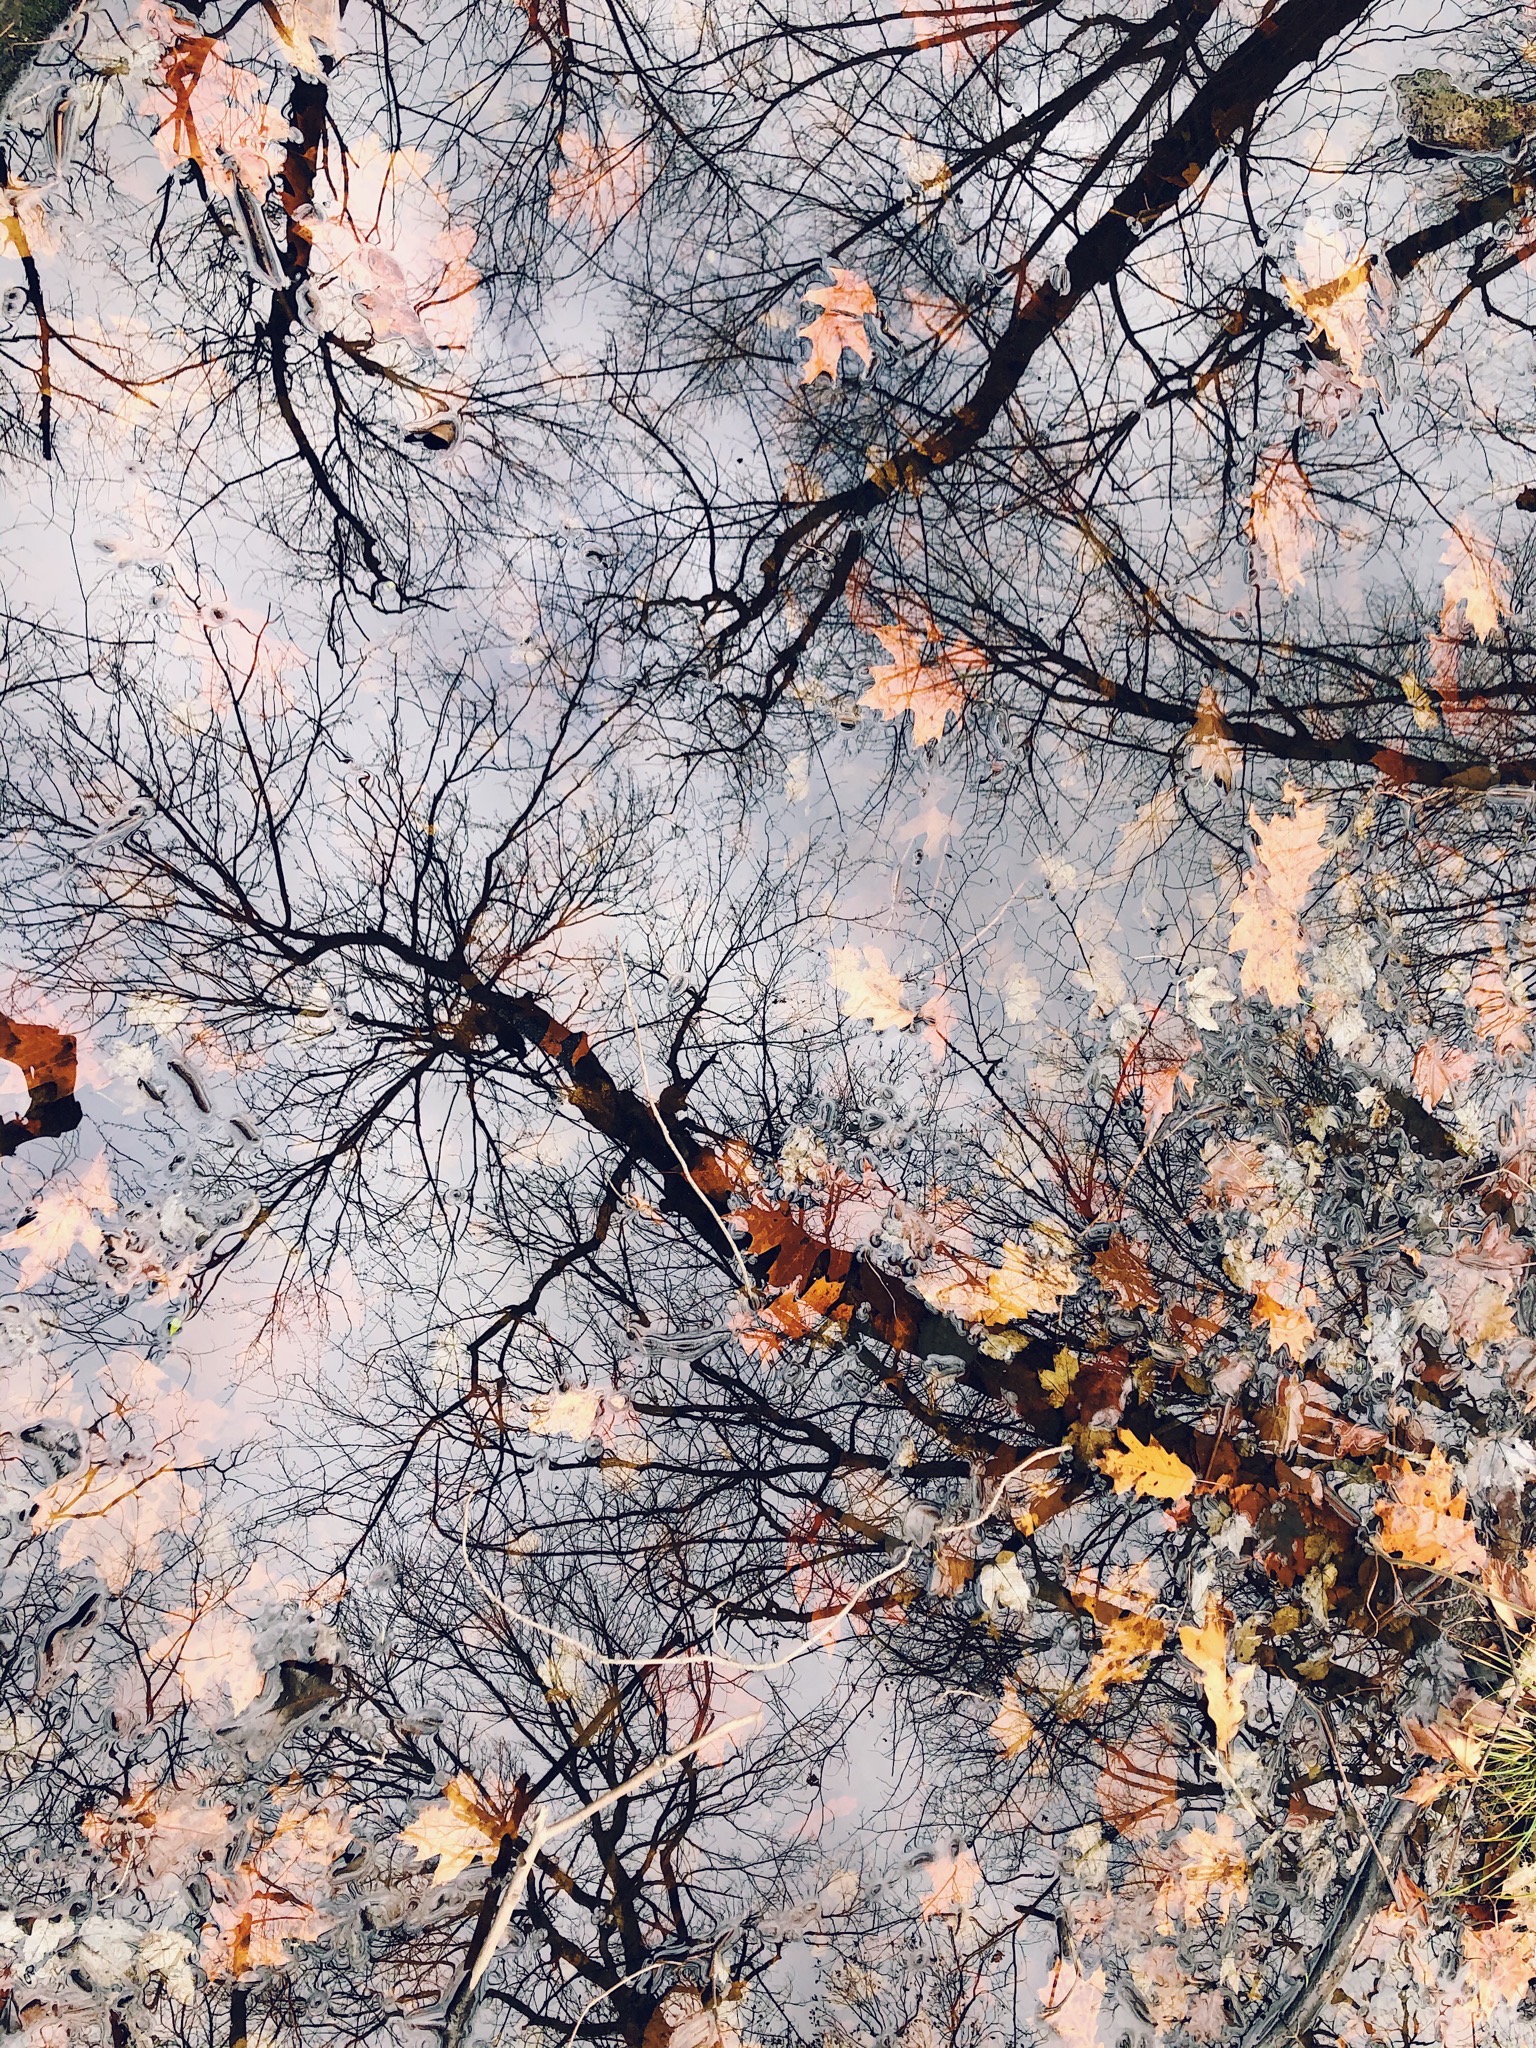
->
[983,1231,1080,1325]
[1099,1430,1196,1503]
[1177,1614,1252,1751]
[919,1846,982,1918]
[798,268,877,383]
[1442,521,1510,643]
[1248,447,1319,596]
[989,1681,1035,1758]
[828,945,914,1031]
[1040,1347,1079,1406]
[1079,1612,1165,1706]
[400,1774,504,1882]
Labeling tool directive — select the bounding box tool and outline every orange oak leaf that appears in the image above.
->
[859,615,985,745]
[1228,799,1331,1006]
[0,1014,81,1155]
[798,269,877,383]
[1412,1038,1478,1109]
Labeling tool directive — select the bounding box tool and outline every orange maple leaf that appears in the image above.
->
[858,615,985,746]
[1375,1448,1488,1576]
[1099,1430,1196,1503]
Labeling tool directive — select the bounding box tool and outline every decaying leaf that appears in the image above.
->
[1467,949,1533,1059]
[1166,1813,1249,1923]
[1187,686,1238,787]
[1092,1235,1158,1312]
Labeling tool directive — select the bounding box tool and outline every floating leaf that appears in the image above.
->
[1099,1430,1196,1502]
